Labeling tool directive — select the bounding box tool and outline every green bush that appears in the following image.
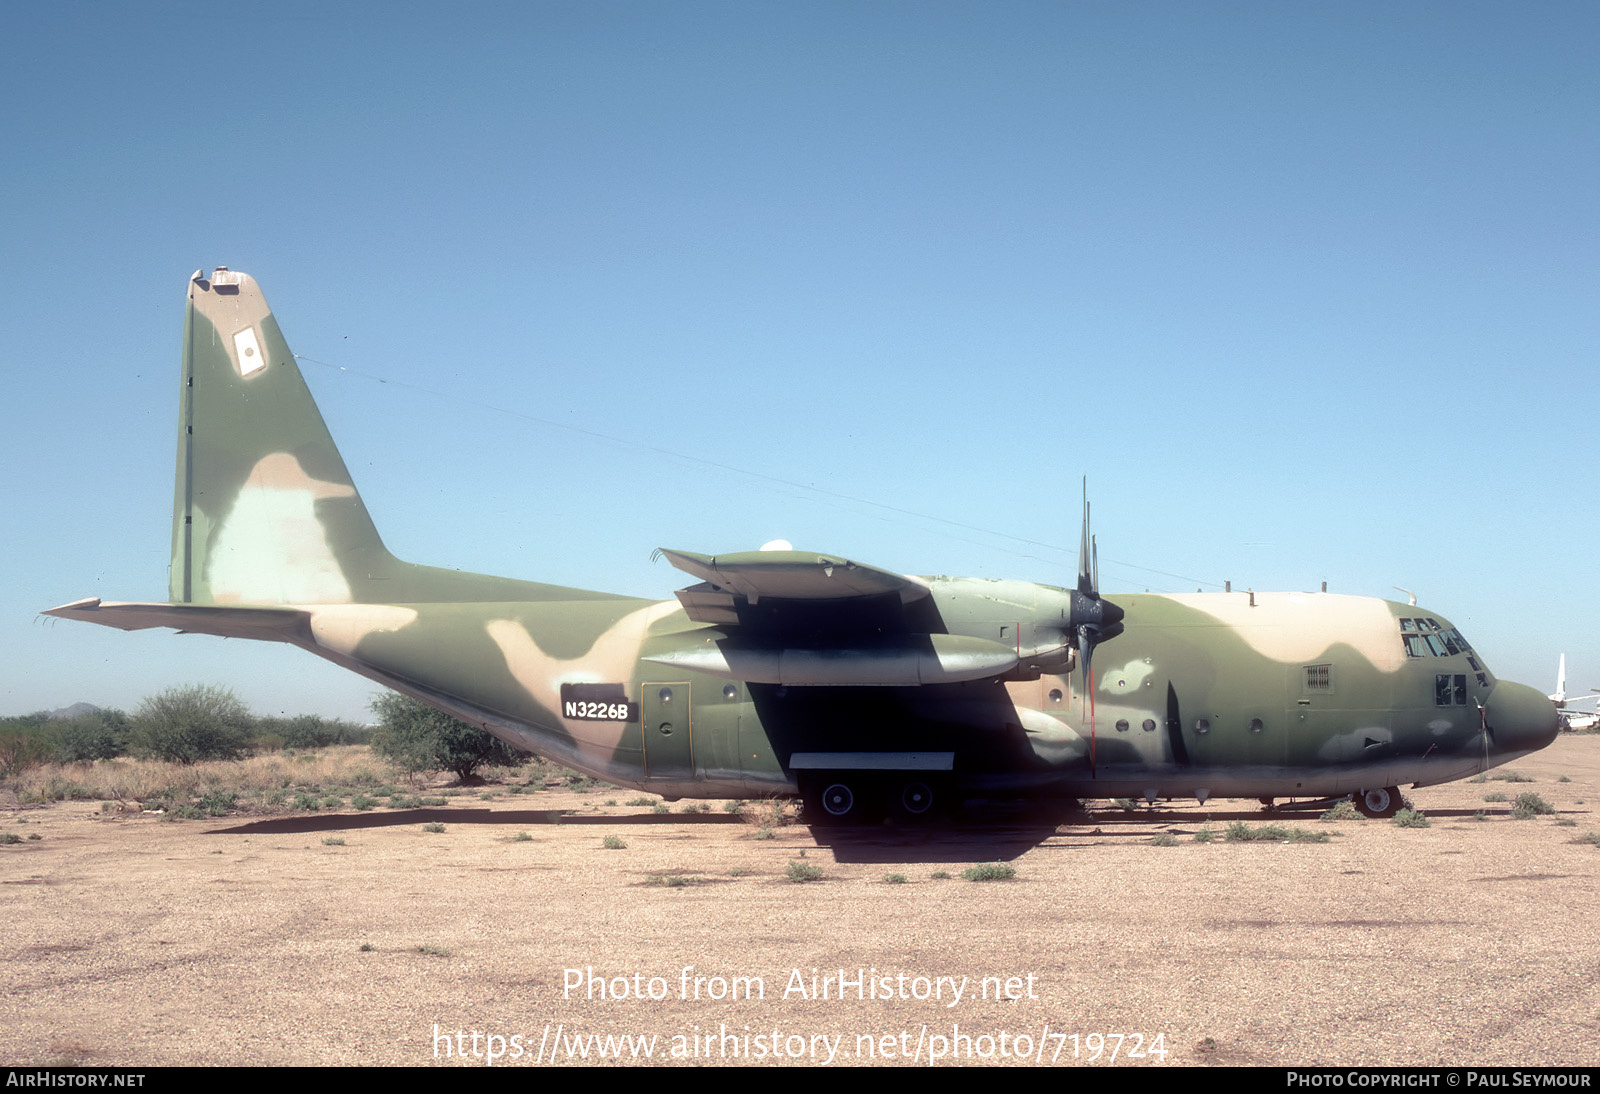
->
[1510,793,1554,819]
[0,726,55,778]
[255,713,372,750]
[41,710,131,762]
[199,791,237,816]
[786,861,824,883]
[128,685,254,764]
[1392,808,1431,828]
[1224,822,1331,842]
[961,863,1016,881]
[369,693,525,782]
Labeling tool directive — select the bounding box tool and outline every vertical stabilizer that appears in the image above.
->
[171,268,397,606]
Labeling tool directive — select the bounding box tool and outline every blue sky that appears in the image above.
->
[4,2,1596,721]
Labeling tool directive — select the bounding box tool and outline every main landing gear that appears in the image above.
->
[802,775,947,826]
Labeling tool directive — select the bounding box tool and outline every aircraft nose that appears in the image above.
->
[1487,680,1560,756]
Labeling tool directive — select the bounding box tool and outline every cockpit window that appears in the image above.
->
[1399,617,1473,659]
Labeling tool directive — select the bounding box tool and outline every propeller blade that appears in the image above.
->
[1078,479,1094,595]
[1069,480,1124,696]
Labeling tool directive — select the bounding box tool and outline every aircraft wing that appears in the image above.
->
[649,548,1021,685]
[656,548,930,626]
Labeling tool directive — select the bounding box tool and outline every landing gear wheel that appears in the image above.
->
[1352,786,1403,818]
[821,782,856,818]
[895,779,939,821]
[803,777,878,826]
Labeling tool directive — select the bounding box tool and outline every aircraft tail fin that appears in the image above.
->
[172,268,410,606]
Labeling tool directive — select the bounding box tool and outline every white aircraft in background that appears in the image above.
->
[1551,654,1599,731]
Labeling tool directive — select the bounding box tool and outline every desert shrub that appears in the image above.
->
[41,710,130,762]
[786,861,824,883]
[1510,793,1554,819]
[369,693,525,782]
[198,791,237,816]
[0,725,55,778]
[1392,808,1431,828]
[1224,822,1330,842]
[128,685,254,764]
[961,863,1016,881]
[740,798,792,829]
[255,714,372,750]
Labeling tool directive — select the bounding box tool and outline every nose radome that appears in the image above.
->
[1488,680,1560,756]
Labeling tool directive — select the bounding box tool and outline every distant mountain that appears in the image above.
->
[42,702,105,720]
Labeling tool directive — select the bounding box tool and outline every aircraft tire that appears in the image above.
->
[803,776,878,826]
[893,778,944,823]
[1352,786,1404,818]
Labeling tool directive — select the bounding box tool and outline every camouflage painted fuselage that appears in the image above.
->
[253,583,1555,804]
[47,270,1558,813]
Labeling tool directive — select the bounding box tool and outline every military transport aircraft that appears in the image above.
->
[45,269,1560,823]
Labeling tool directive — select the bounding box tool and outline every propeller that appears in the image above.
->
[1068,481,1125,701]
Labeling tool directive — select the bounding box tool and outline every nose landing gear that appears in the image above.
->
[1352,786,1405,818]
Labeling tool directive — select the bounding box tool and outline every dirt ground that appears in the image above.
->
[2,737,1597,1068]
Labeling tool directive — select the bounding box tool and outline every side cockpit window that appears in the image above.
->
[1435,673,1469,706]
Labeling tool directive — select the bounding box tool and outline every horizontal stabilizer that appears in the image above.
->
[43,598,312,643]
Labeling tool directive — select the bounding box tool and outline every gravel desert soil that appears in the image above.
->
[2,736,1597,1068]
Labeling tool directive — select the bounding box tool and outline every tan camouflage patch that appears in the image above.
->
[486,601,682,756]
[308,605,420,657]
[1156,592,1407,672]
[206,453,358,604]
